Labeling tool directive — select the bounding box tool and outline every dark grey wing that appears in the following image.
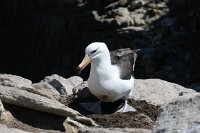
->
[110,48,140,80]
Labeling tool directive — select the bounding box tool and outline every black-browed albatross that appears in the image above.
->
[77,42,140,113]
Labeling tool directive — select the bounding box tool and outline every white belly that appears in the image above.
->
[88,76,134,102]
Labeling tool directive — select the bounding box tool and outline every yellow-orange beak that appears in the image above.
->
[77,54,91,74]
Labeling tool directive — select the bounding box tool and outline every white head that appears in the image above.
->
[77,42,110,73]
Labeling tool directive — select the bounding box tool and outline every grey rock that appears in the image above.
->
[114,16,134,27]
[129,0,145,10]
[73,81,93,100]
[63,120,78,133]
[43,74,83,95]
[131,79,196,106]
[0,124,31,133]
[32,82,60,100]
[78,128,151,133]
[107,7,129,17]
[96,7,135,28]
[0,85,97,126]
[0,74,34,91]
[147,3,156,8]
[133,16,145,26]
[144,15,160,24]
[0,99,4,113]
[130,12,145,26]
[152,93,200,133]
[156,2,167,9]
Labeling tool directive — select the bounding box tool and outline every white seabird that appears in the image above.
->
[77,42,139,113]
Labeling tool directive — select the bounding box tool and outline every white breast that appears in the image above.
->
[88,63,134,102]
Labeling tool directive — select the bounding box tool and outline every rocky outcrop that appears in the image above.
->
[132,79,196,105]
[0,74,34,91]
[152,93,200,133]
[0,124,30,133]
[42,74,83,95]
[78,128,151,133]
[0,74,199,132]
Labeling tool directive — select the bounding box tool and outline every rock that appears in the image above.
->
[129,0,145,10]
[0,74,59,99]
[72,81,93,100]
[0,101,15,127]
[102,7,134,28]
[133,17,146,26]
[130,13,145,26]
[0,86,97,126]
[78,128,151,133]
[32,82,60,100]
[105,0,129,10]
[0,124,31,133]
[132,79,196,106]
[0,99,5,113]
[152,93,200,133]
[0,111,14,125]
[0,74,34,91]
[42,74,83,95]
[107,7,129,17]
[63,121,78,133]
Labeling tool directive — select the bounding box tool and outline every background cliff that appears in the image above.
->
[0,0,200,91]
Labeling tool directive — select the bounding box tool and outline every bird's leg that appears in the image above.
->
[117,100,136,112]
[80,100,102,114]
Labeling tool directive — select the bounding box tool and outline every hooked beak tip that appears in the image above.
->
[76,66,82,75]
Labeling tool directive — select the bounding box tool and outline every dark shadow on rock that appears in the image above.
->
[2,103,66,131]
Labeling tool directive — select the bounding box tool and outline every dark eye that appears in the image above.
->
[91,50,97,54]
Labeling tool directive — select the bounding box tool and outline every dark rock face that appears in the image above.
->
[0,0,200,90]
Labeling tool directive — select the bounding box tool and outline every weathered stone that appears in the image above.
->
[107,7,129,17]
[43,74,83,95]
[0,86,97,126]
[0,74,34,91]
[78,128,151,133]
[73,81,93,100]
[132,79,196,106]
[152,93,200,133]
[32,82,60,100]
[0,124,31,133]
[0,99,5,113]
[0,111,14,125]
[133,17,145,26]
[129,0,145,10]
[63,118,79,133]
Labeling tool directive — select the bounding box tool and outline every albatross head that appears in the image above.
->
[77,42,110,73]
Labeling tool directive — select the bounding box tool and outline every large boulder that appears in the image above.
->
[42,74,83,95]
[152,93,200,133]
[132,79,196,106]
[0,99,4,113]
[0,124,31,133]
[32,82,60,100]
[0,85,97,126]
[0,74,34,91]
[78,128,151,133]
